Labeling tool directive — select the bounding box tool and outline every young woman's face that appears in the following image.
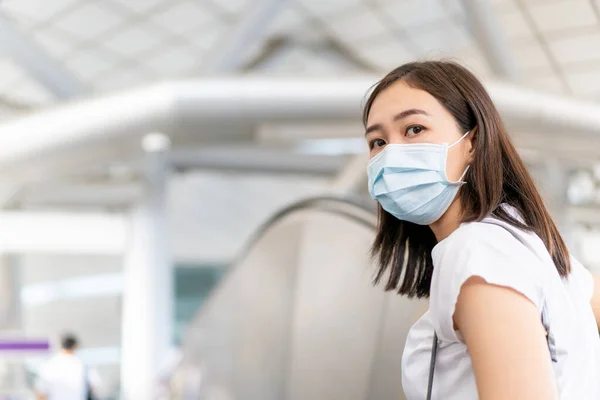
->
[365,80,473,182]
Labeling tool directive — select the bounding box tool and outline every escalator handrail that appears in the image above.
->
[249,195,377,240]
[181,194,378,342]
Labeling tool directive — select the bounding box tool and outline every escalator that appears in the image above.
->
[168,196,427,400]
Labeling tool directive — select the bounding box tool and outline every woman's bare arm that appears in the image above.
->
[591,276,600,331]
[454,276,558,400]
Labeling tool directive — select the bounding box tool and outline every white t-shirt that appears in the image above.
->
[402,215,600,399]
[36,353,100,400]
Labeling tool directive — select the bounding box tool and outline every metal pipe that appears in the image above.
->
[1,78,600,184]
[170,147,347,175]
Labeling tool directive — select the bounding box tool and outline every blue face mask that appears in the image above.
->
[367,131,470,225]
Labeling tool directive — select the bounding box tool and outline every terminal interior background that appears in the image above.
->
[0,0,600,399]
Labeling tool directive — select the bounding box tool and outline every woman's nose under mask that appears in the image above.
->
[367,131,470,225]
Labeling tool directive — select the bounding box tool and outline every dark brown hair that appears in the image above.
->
[363,61,570,298]
[61,333,79,350]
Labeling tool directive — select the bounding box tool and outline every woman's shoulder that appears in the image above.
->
[433,219,546,286]
[433,219,534,262]
[430,219,547,342]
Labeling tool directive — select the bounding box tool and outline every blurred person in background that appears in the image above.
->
[35,333,100,400]
[365,60,600,399]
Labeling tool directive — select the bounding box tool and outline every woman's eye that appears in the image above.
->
[406,125,424,137]
[369,138,386,150]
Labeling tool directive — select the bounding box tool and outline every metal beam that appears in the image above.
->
[0,12,86,99]
[240,36,290,72]
[10,145,348,207]
[170,146,347,175]
[318,36,379,73]
[241,34,378,74]
[258,123,365,141]
[461,0,520,80]
[204,0,285,73]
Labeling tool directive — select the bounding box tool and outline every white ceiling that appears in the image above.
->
[0,0,597,116]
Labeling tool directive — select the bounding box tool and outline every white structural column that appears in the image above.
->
[0,255,20,330]
[121,134,173,400]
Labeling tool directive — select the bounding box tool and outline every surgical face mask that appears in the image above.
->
[367,131,470,225]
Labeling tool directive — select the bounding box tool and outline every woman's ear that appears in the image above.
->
[467,127,478,161]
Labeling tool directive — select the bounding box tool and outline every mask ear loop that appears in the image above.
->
[448,130,471,149]
[447,130,472,183]
[457,165,470,182]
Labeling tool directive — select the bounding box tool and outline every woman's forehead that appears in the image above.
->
[368,81,446,122]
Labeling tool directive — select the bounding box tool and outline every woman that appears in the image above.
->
[364,61,600,399]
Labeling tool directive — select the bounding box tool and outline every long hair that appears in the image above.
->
[363,61,570,298]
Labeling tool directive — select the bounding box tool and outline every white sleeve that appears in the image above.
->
[430,223,545,343]
[567,256,594,302]
[88,367,102,390]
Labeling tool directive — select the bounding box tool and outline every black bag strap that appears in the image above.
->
[426,332,438,400]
